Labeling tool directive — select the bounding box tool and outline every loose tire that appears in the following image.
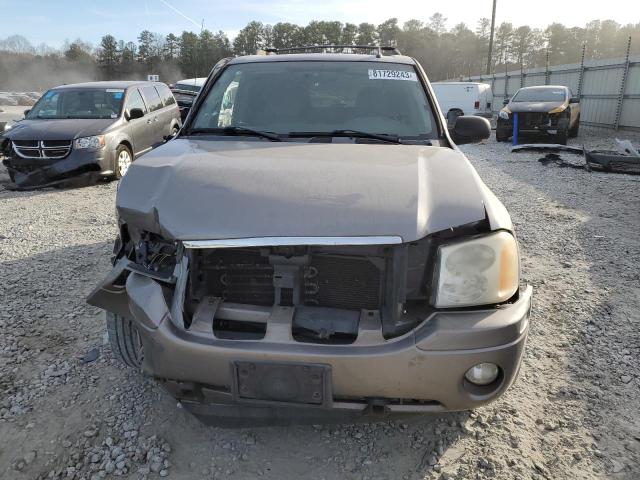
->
[114,144,133,180]
[106,311,143,369]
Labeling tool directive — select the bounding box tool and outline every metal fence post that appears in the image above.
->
[577,44,586,98]
[504,62,509,102]
[491,74,496,111]
[545,50,550,85]
[614,36,632,130]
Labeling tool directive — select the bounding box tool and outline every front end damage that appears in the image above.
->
[497,109,570,141]
[88,222,532,424]
[0,137,111,190]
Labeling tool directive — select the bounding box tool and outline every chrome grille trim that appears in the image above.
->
[12,140,72,160]
[183,236,403,249]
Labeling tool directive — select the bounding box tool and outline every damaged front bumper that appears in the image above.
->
[497,111,568,137]
[88,254,532,424]
[2,146,115,189]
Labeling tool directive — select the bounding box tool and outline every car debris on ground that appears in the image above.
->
[511,143,584,155]
[585,138,640,174]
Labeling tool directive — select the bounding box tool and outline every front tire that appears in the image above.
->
[555,126,569,145]
[114,144,133,180]
[106,312,143,369]
[496,129,510,142]
[569,115,580,138]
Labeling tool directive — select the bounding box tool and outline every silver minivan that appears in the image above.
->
[1,81,181,189]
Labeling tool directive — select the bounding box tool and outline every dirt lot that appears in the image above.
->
[0,130,639,480]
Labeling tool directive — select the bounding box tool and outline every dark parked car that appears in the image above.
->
[496,85,580,144]
[171,77,206,121]
[0,81,181,189]
[88,46,531,425]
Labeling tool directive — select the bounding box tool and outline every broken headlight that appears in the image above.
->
[74,135,105,149]
[434,231,519,308]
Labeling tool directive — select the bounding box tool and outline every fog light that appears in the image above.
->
[465,363,499,386]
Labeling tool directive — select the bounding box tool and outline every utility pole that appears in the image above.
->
[486,0,497,75]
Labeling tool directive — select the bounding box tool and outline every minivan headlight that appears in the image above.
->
[74,135,105,149]
[434,231,519,308]
[498,110,510,120]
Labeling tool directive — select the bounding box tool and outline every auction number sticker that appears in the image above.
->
[368,69,417,81]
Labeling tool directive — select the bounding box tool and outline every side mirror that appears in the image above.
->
[451,116,491,145]
[24,109,31,117]
[127,108,145,120]
[570,96,579,103]
[502,98,510,106]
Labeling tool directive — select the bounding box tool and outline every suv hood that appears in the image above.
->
[116,139,492,242]
[507,100,567,113]
[4,118,116,141]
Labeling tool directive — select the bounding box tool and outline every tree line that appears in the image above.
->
[1,16,638,90]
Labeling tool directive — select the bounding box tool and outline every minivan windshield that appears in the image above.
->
[27,88,125,119]
[190,61,437,140]
[512,88,566,103]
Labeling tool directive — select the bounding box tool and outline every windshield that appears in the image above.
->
[27,88,125,119]
[190,61,437,140]
[512,88,566,103]
[175,83,202,93]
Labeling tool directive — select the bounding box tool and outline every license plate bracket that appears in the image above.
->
[232,361,331,407]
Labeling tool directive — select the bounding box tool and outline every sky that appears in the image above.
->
[0,0,636,47]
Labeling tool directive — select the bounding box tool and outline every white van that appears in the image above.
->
[431,82,493,124]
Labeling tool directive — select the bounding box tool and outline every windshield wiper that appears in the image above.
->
[188,127,282,142]
[288,129,403,144]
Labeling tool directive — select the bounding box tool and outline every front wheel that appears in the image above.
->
[106,311,143,369]
[496,128,510,142]
[114,144,133,179]
[569,115,580,138]
[555,126,569,145]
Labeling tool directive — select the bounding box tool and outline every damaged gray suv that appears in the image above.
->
[88,46,532,425]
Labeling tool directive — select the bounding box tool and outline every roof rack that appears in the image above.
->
[264,45,402,58]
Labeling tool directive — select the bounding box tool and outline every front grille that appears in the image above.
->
[198,249,383,311]
[519,113,550,128]
[12,140,72,160]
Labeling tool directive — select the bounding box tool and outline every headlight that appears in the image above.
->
[3,124,12,132]
[74,135,105,149]
[434,231,519,308]
[498,110,510,120]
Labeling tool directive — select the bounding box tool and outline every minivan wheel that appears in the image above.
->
[114,145,133,179]
[106,311,143,369]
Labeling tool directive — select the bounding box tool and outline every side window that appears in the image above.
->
[141,86,163,112]
[156,84,176,107]
[125,88,147,114]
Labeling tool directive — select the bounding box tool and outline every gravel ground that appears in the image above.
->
[0,130,639,480]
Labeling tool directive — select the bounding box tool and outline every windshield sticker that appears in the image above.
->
[112,92,123,99]
[106,89,125,93]
[110,113,118,118]
[368,69,417,81]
